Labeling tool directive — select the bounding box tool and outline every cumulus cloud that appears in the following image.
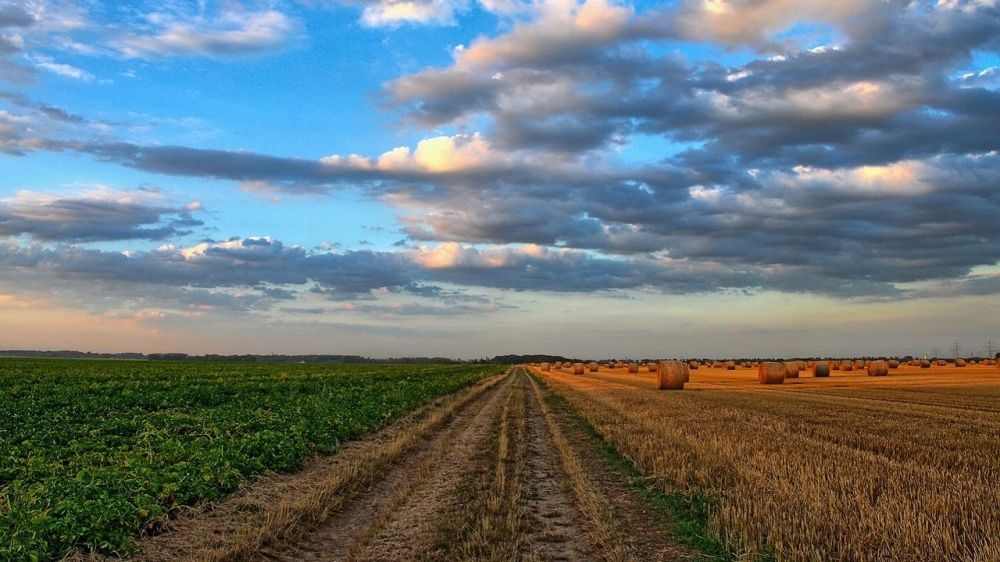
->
[359,0,468,27]
[662,0,875,48]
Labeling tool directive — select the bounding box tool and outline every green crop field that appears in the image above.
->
[0,358,501,560]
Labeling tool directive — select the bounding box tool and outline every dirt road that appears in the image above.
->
[132,367,694,562]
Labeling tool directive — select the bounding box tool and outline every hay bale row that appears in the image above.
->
[657,360,688,390]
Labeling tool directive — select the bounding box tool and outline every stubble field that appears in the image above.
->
[533,362,1000,561]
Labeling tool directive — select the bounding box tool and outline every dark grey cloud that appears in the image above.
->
[0,190,203,242]
[0,237,413,313]
[0,1,36,83]
[0,232,907,316]
[0,91,85,123]
[0,4,35,28]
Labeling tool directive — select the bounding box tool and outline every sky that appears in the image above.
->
[0,0,999,359]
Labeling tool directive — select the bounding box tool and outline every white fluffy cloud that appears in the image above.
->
[360,0,468,27]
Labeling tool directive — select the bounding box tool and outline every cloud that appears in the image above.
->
[0,90,85,122]
[34,59,92,80]
[111,8,299,58]
[372,133,500,172]
[454,0,633,68]
[662,0,874,48]
[0,187,204,242]
[0,4,35,28]
[359,0,468,27]
[2,0,1000,308]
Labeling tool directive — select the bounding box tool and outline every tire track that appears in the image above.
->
[257,370,518,561]
[131,367,696,562]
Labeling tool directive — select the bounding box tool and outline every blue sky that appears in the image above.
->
[1,0,999,358]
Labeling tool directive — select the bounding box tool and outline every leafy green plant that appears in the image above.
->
[0,359,499,560]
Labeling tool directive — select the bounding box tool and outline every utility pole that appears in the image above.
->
[986,339,996,359]
[952,341,961,359]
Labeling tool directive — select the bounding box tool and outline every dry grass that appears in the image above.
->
[534,364,1000,561]
[525,372,641,562]
[449,375,531,562]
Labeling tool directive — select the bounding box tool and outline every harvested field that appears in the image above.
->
[532,362,1000,561]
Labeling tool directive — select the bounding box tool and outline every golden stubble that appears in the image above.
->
[535,364,1000,561]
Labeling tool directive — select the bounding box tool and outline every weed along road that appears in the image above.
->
[131,366,697,562]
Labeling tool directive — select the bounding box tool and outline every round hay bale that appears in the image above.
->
[853,360,865,370]
[955,358,967,367]
[758,362,785,384]
[573,363,585,375]
[840,360,853,372]
[888,359,899,369]
[783,361,800,379]
[588,362,599,372]
[540,362,551,372]
[688,361,700,370]
[813,362,830,377]
[656,360,688,390]
[725,361,736,370]
[628,362,639,373]
[647,363,658,372]
[920,359,931,368]
[936,359,947,366]
[867,360,889,377]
